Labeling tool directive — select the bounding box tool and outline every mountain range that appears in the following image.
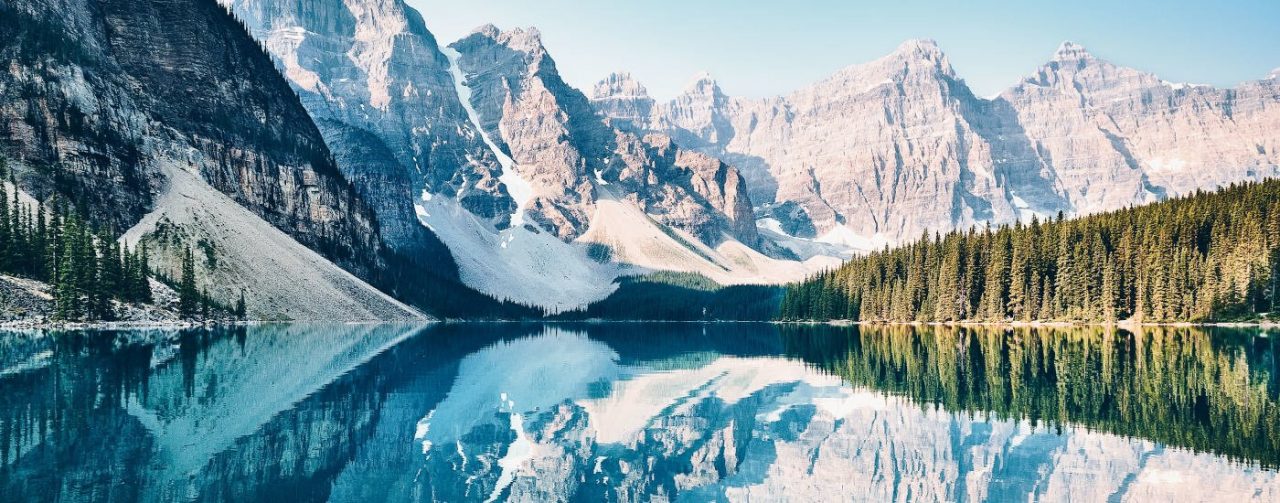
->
[593,40,1280,252]
[2,0,1277,317]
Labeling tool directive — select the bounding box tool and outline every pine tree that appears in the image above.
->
[235,290,247,320]
[179,247,198,318]
[137,242,153,303]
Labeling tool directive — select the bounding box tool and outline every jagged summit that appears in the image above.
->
[1270,67,1280,80]
[472,23,501,37]
[1053,41,1094,61]
[681,71,725,96]
[469,24,546,54]
[893,38,943,57]
[687,70,717,85]
[812,38,955,89]
[593,72,650,100]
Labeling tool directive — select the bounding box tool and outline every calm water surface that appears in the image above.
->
[1,323,1278,502]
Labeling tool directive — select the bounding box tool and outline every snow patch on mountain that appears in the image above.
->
[756,222,855,260]
[1161,80,1210,91]
[444,47,533,227]
[815,226,892,253]
[415,195,623,312]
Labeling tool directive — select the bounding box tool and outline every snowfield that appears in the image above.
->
[416,195,625,313]
[418,187,838,312]
[444,47,535,227]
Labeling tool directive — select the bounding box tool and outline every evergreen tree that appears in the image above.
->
[235,290,247,320]
[179,247,198,318]
[780,179,1280,323]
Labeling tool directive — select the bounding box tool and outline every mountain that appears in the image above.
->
[218,0,513,267]
[1000,42,1280,215]
[223,0,832,310]
[594,40,1280,250]
[0,0,421,320]
[442,25,837,309]
[448,25,760,247]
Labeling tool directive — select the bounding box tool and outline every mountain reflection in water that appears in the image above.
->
[0,323,1277,502]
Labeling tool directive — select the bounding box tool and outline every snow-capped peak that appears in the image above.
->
[1269,67,1280,80]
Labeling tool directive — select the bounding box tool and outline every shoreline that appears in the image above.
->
[2,318,1277,331]
[0,319,442,331]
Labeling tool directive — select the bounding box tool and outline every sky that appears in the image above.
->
[408,0,1280,100]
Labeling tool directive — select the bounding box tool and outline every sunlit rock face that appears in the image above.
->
[595,40,1280,247]
[1,0,386,279]
[221,0,512,262]
[1000,42,1280,216]
[449,26,760,247]
[223,0,764,249]
[591,73,655,132]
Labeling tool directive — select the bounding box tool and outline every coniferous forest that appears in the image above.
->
[780,180,1280,323]
[0,159,156,321]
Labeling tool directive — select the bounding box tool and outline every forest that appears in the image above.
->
[780,180,1280,323]
[0,159,234,321]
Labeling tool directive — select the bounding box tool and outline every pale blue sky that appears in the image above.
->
[408,0,1280,100]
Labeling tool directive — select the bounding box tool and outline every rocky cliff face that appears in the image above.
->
[1000,42,1280,215]
[591,72,654,132]
[219,1,780,310]
[595,40,1280,248]
[0,0,386,280]
[219,0,509,270]
[450,25,760,247]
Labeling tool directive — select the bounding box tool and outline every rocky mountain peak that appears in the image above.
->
[1269,67,1280,80]
[1052,41,1095,62]
[472,23,501,38]
[683,71,725,97]
[894,38,942,57]
[223,0,514,261]
[888,39,953,75]
[478,25,547,56]
[593,72,650,100]
[590,73,655,132]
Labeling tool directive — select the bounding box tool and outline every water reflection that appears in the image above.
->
[0,324,1277,501]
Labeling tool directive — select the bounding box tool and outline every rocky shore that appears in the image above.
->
[0,274,236,330]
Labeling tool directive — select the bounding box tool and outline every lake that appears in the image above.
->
[1,323,1278,501]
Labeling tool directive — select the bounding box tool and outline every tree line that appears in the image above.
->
[555,272,783,321]
[780,180,1280,322]
[1,160,153,321]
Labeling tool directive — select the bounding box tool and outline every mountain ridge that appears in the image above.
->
[593,38,1280,249]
